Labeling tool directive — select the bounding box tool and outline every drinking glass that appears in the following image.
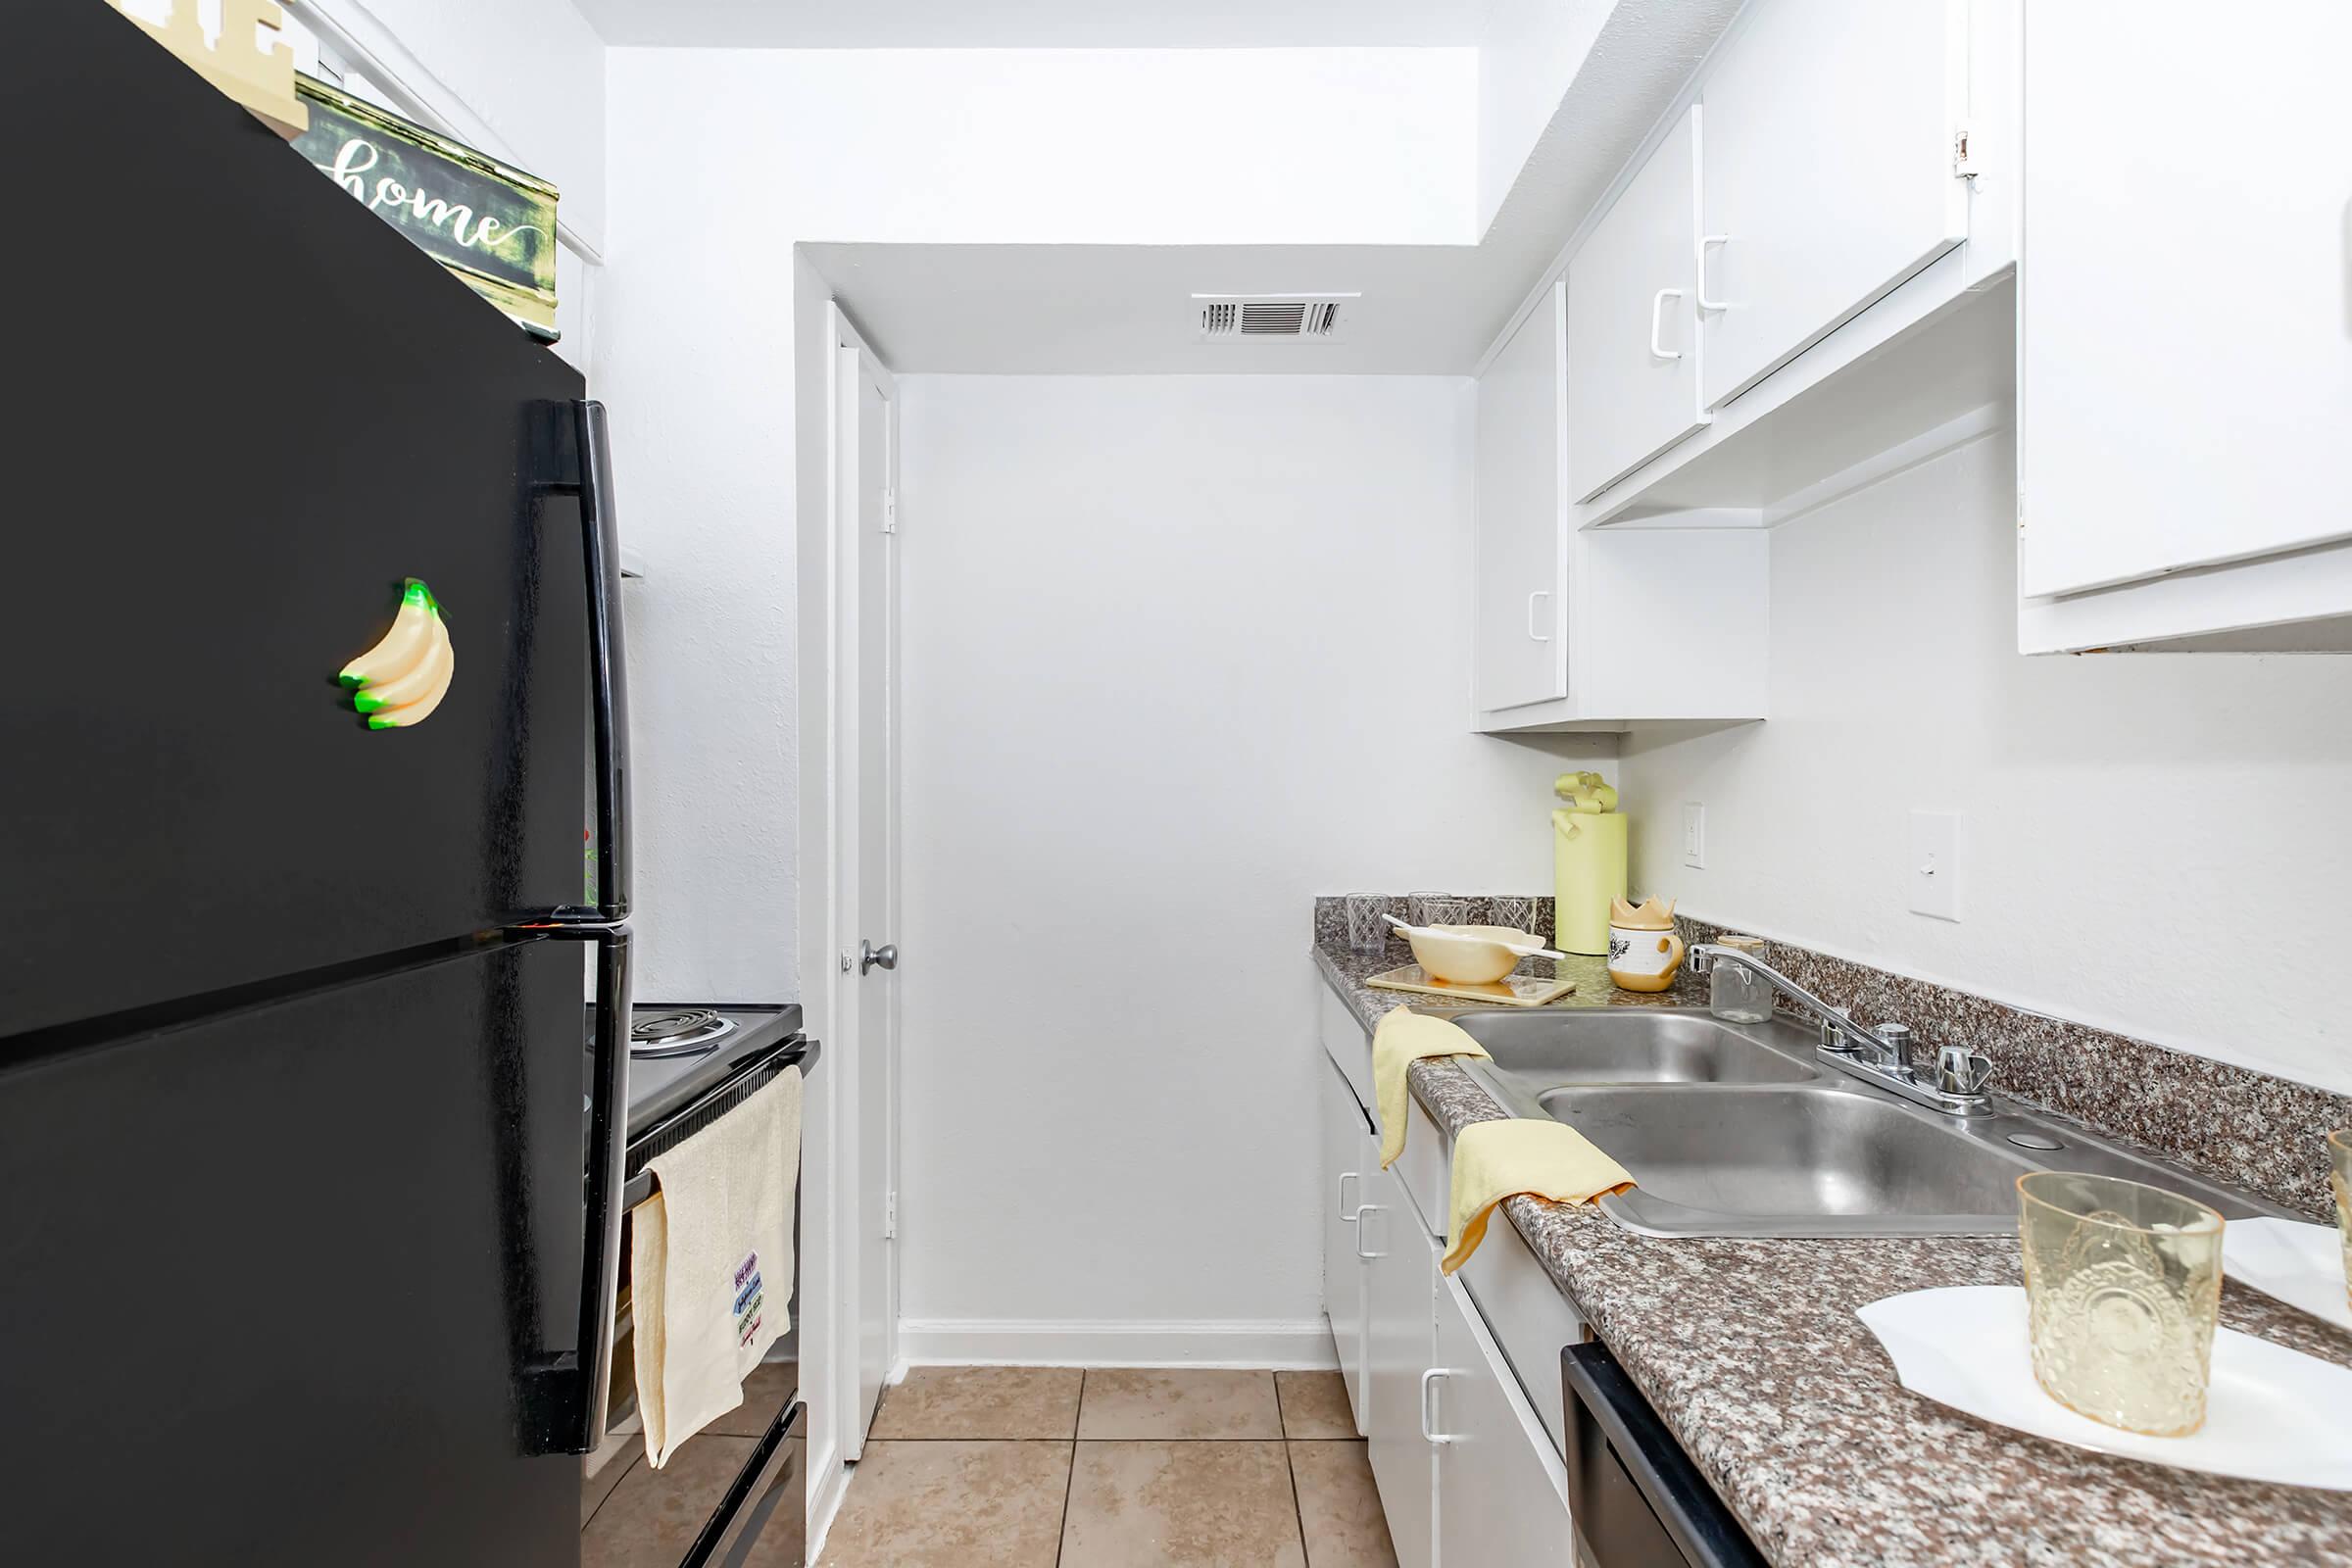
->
[2329,1129,2351,1313]
[1488,895,1536,935]
[2018,1171,2224,1437]
[1409,892,1472,928]
[1707,934,1775,1024]
[1342,894,1390,955]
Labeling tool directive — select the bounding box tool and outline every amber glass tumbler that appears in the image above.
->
[2018,1171,2224,1437]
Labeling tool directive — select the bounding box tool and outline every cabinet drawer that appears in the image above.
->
[1396,1096,1449,1242]
[1320,984,1375,1119]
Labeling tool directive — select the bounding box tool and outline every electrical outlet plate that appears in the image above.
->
[1909,810,1961,921]
[1682,803,1706,869]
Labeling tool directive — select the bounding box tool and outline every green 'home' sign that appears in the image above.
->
[290,74,561,341]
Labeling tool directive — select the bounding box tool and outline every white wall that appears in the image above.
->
[598,45,1479,998]
[892,375,1601,1353]
[1619,434,2352,1095]
[1475,0,1612,231]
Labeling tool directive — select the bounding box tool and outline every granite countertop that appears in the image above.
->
[1315,939,2352,1568]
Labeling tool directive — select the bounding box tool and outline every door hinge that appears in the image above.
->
[884,1190,898,1240]
[881,488,899,535]
[1951,122,1979,178]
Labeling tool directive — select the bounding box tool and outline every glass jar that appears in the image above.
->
[1708,934,1775,1023]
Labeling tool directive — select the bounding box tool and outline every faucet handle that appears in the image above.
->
[1877,1022,1914,1075]
[1936,1044,1994,1097]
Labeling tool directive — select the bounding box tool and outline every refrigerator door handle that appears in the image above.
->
[575,400,632,924]
[531,398,632,929]
[520,925,631,1454]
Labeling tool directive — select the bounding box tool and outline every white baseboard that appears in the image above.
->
[897,1318,1338,1369]
[805,1439,850,1566]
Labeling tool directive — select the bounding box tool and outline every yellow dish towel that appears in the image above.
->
[1374,1005,1490,1168]
[1443,1117,1635,1274]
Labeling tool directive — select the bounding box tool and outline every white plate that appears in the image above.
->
[1857,1286,2352,1491]
[2224,1217,2352,1333]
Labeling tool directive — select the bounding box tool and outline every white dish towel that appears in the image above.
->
[630,1066,803,1467]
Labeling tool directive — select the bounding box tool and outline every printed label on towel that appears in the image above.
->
[733,1250,764,1348]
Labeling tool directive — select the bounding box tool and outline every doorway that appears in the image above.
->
[829,307,902,1464]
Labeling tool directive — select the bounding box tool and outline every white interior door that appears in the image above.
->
[835,318,901,1459]
[1699,0,1970,409]
[1566,106,1706,500]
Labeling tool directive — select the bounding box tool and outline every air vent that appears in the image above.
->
[1194,293,1355,343]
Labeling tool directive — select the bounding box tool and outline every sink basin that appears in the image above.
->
[1449,1011,2289,1239]
[1443,1009,1816,1086]
[1544,1084,2035,1236]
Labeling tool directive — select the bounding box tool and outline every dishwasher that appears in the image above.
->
[591,1022,820,1567]
[1560,1341,1769,1568]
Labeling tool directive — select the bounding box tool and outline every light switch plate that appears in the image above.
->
[1682,802,1706,869]
[1908,810,1961,921]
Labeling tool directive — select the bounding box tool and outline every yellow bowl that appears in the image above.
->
[1404,924,1535,985]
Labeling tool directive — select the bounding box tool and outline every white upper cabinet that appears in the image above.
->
[1699,0,1971,410]
[1474,284,1569,714]
[1568,108,1707,501]
[2017,0,2352,632]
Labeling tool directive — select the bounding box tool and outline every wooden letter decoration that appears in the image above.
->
[110,0,311,138]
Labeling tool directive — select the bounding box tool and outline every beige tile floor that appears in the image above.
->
[819,1366,1397,1568]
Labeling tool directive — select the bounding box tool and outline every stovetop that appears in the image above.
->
[588,1003,804,1141]
[629,1006,740,1057]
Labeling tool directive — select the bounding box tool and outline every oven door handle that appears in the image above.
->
[620,1035,822,1209]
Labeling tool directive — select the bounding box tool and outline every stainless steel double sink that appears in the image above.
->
[1444,1009,2286,1238]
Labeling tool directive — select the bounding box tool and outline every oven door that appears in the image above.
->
[1560,1342,1767,1568]
[582,1036,817,1565]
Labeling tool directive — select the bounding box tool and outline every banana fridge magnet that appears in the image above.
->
[340,578,455,728]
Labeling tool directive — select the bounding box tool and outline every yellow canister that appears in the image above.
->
[1552,808,1628,956]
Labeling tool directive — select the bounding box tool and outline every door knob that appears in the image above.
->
[859,940,898,975]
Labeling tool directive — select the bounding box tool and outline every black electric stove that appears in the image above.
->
[591,1002,805,1139]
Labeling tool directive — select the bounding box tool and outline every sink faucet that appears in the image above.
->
[1690,943,1994,1115]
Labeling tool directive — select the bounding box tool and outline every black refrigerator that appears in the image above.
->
[2,8,630,1564]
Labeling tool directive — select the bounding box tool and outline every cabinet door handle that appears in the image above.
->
[1525,589,1552,643]
[1648,288,1687,361]
[1337,1170,1363,1223]
[1353,1204,1388,1260]
[1419,1367,1459,1446]
[1698,235,1731,312]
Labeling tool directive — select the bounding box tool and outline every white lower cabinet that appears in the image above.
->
[1432,1272,1577,1566]
[1361,1166,1440,1568]
[1317,992,1584,1567]
[1319,1055,1373,1432]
